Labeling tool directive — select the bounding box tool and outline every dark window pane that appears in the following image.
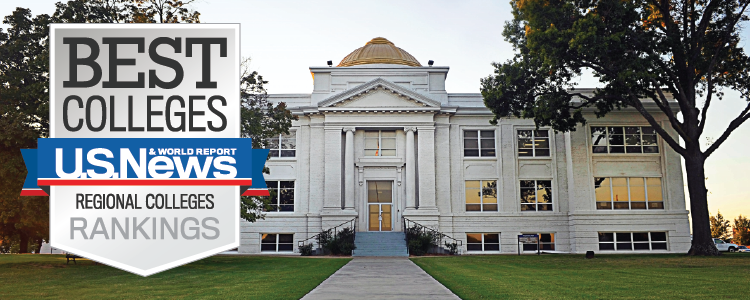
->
[591,127,607,135]
[642,127,655,134]
[484,244,500,251]
[631,202,646,209]
[280,190,294,205]
[518,149,533,156]
[278,234,293,243]
[464,139,479,149]
[608,127,623,135]
[542,243,555,250]
[598,233,614,242]
[269,150,280,157]
[609,146,625,153]
[617,243,633,250]
[599,243,615,250]
[261,244,276,251]
[616,233,632,242]
[518,138,533,150]
[464,149,479,157]
[535,130,549,137]
[481,139,495,148]
[521,204,536,211]
[538,204,553,211]
[483,204,498,211]
[540,234,553,243]
[484,234,500,244]
[280,181,295,188]
[642,135,657,145]
[481,130,495,138]
[278,244,293,252]
[520,180,535,188]
[626,146,643,153]
[535,149,550,157]
[597,202,612,209]
[609,134,624,145]
[651,232,667,241]
[279,205,294,212]
[520,189,535,203]
[266,181,278,189]
[523,244,537,251]
[465,131,478,138]
[634,243,650,250]
[517,130,532,138]
[466,204,481,211]
[593,146,608,153]
[481,149,496,156]
[625,127,640,134]
[652,242,667,250]
[648,202,664,209]
[614,202,630,209]
[538,181,552,188]
[261,234,277,243]
[633,232,649,242]
[280,150,296,157]
[467,244,483,251]
[643,146,659,153]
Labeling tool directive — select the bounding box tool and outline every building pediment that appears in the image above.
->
[318,78,441,110]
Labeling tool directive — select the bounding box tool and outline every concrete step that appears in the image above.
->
[353,232,408,257]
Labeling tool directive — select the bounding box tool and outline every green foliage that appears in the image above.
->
[298,243,314,256]
[444,242,458,255]
[405,225,440,256]
[710,211,732,240]
[482,0,750,255]
[317,227,356,256]
[733,215,750,246]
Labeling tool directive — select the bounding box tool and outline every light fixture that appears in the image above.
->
[327,60,332,67]
[428,60,434,66]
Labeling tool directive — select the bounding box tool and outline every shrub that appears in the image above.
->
[299,243,314,256]
[316,227,356,256]
[405,225,439,256]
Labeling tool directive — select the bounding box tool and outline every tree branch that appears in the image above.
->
[698,73,713,136]
[649,79,689,139]
[704,101,750,157]
[627,91,687,156]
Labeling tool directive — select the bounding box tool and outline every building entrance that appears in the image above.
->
[367,181,393,231]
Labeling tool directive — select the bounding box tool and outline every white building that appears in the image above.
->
[242,37,691,254]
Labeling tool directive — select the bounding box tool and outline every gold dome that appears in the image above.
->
[338,37,421,67]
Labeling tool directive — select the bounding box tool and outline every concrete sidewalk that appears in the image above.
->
[301,257,460,300]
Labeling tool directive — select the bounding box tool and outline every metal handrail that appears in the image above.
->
[403,217,463,255]
[297,217,358,251]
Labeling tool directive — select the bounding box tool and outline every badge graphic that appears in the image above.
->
[20,24,267,276]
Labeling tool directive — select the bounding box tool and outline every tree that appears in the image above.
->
[238,58,298,223]
[733,215,750,245]
[710,211,731,240]
[482,0,750,255]
[0,0,240,253]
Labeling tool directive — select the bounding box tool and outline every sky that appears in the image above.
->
[1,0,749,225]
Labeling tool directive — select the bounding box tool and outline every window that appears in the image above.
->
[467,233,500,252]
[591,126,658,154]
[261,233,294,252]
[464,130,496,157]
[365,131,396,156]
[268,132,296,157]
[520,180,553,211]
[522,233,555,251]
[598,232,667,251]
[594,177,663,210]
[465,180,498,212]
[517,130,550,157]
[264,181,294,212]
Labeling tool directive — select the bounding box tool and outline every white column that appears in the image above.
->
[417,126,438,210]
[343,127,356,211]
[323,127,342,211]
[405,127,416,210]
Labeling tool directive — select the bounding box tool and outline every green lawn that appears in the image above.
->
[0,254,350,299]
[413,254,750,299]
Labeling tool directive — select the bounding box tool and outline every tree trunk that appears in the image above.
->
[18,232,29,254]
[35,238,43,254]
[685,150,720,256]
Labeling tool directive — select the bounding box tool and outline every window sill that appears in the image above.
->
[268,157,297,162]
[463,157,497,161]
[517,156,552,160]
[591,153,661,156]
